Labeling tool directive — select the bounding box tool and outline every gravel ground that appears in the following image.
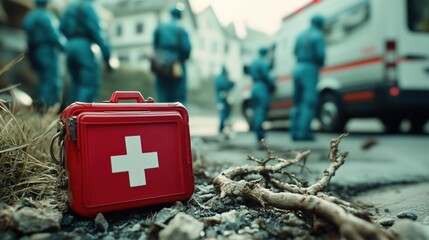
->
[1,136,429,240]
[1,160,336,240]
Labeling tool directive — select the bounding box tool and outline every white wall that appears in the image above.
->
[189,8,226,80]
[102,3,269,91]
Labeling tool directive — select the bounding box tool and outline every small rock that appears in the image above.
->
[155,207,179,225]
[196,185,214,194]
[130,223,141,232]
[60,214,74,227]
[203,214,221,227]
[378,217,395,227]
[397,211,418,221]
[221,210,240,231]
[28,233,51,240]
[222,230,235,237]
[138,232,148,240]
[0,231,16,240]
[361,137,378,150]
[158,213,204,240]
[94,213,109,232]
[154,202,186,225]
[0,203,14,231]
[13,207,62,234]
[172,201,186,211]
[237,226,259,235]
[228,233,252,240]
[185,206,197,216]
[102,233,116,240]
[391,219,429,240]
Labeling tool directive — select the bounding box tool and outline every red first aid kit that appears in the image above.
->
[58,91,194,216]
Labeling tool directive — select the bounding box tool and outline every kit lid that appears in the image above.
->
[74,111,192,209]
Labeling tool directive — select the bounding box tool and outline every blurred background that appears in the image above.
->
[1,0,428,134]
[0,0,282,108]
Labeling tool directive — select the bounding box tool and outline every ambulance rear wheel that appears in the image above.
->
[380,117,402,133]
[318,94,347,132]
[409,116,427,134]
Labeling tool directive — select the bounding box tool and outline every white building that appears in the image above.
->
[101,0,271,89]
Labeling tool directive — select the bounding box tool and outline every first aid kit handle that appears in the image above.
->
[109,91,147,103]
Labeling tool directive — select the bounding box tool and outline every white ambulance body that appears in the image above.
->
[266,0,429,132]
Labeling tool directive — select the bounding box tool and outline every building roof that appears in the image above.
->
[245,27,270,41]
[105,0,174,14]
[102,0,197,26]
[103,0,197,28]
[224,23,239,40]
[196,6,225,32]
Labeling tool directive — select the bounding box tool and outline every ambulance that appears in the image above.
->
[244,0,429,133]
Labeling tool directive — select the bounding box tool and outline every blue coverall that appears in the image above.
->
[60,0,112,104]
[249,48,276,141]
[215,66,235,133]
[153,8,191,105]
[22,2,65,107]
[291,15,326,141]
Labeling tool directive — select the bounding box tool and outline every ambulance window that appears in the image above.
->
[407,0,429,33]
[343,4,369,34]
[325,19,345,44]
[324,1,370,45]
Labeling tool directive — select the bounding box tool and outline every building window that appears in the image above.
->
[224,43,229,54]
[211,61,217,75]
[116,24,122,36]
[212,42,217,53]
[118,54,129,62]
[139,52,149,61]
[200,38,205,50]
[407,0,429,33]
[136,22,144,34]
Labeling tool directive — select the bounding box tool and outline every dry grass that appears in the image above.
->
[0,102,66,209]
[0,55,67,211]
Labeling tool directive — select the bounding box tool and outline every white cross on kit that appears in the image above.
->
[111,136,159,187]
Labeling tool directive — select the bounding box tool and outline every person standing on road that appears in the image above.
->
[249,47,276,147]
[22,0,66,110]
[152,5,192,105]
[215,65,235,138]
[60,0,113,104]
[291,14,326,141]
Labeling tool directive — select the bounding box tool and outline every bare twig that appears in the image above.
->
[305,151,348,195]
[213,133,397,240]
[329,132,349,161]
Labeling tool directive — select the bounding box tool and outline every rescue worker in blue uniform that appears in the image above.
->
[215,65,235,136]
[22,0,66,108]
[291,15,326,141]
[153,7,191,105]
[249,47,276,146]
[60,0,113,104]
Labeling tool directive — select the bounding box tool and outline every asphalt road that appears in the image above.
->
[188,106,429,223]
[188,106,429,186]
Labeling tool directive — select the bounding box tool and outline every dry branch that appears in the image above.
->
[0,53,24,77]
[213,134,397,240]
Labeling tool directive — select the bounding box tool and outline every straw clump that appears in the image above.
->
[0,102,66,209]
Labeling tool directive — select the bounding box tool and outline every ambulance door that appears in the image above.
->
[318,0,377,131]
[397,0,429,90]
